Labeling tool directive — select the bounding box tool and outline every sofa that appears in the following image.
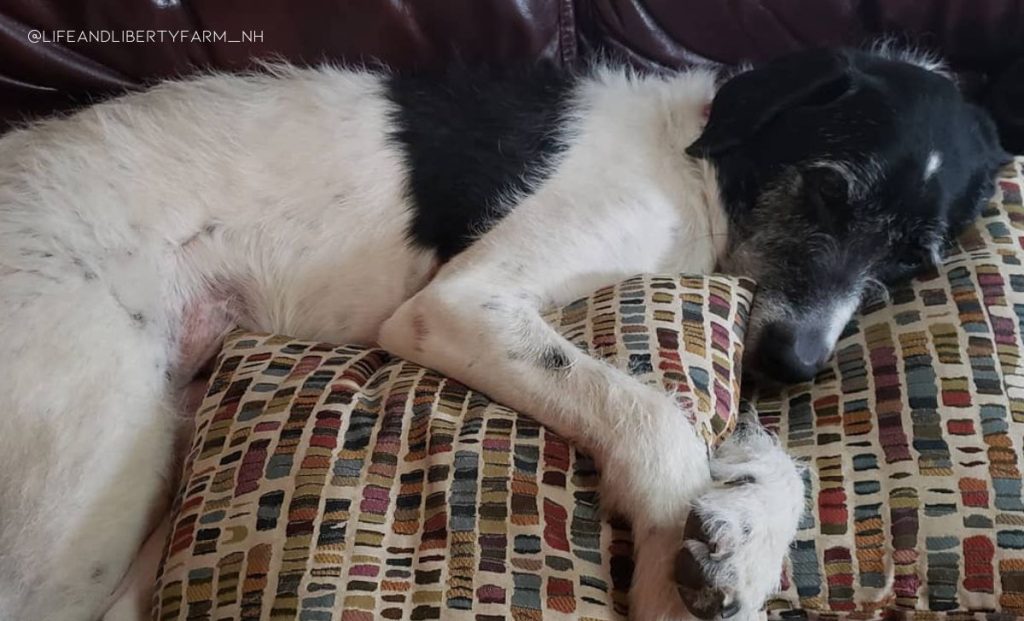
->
[3,2,1023,620]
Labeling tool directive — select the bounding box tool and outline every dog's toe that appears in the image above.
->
[675,513,718,619]
[673,422,804,621]
[675,513,744,620]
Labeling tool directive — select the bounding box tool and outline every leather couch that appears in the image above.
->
[3,1,1024,149]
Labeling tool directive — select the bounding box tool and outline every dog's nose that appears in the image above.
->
[756,322,831,383]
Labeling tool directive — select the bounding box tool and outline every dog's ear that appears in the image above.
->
[944,104,1013,238]
[687,50,853,158]
[967,103,1013,168]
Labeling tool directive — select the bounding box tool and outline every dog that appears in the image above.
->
[0,46,1007,621]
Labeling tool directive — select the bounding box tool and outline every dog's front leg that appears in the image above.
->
[379,270,709,620]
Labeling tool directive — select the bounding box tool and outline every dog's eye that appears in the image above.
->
[802,168,849,227]
[877,246,929,285]
[877,263,920,286]
[816,182,846,208]
[900,245,931,267]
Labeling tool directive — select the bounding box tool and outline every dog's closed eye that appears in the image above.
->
[876,243,936,284]
[802,165,854,230]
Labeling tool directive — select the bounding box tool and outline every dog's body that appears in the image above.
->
[0,49,1006,621]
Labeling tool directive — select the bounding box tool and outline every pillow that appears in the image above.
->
[154,274,755,620]
[755,158,1024,619]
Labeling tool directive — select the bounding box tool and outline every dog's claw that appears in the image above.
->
[721,596,741,619]
[675,548,719,619]
[675,512,729,620]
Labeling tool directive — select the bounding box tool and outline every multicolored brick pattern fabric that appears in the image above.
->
[154,274,755,620]
[757,159,1024,620]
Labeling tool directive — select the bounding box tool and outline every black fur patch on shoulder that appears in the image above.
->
[386,65,578,261]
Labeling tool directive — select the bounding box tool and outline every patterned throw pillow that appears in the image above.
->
[757,159,1024,619]
[154,274,755,620]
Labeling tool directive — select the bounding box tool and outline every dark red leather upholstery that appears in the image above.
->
[578,1,1024,70]
[2,0,1023,141]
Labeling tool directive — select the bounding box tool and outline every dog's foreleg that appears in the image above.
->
[379,272,710,620]
[380,274,712,525]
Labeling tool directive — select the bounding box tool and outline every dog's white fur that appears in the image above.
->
[0,65,804,621]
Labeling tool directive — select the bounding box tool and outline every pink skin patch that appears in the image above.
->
[426,259,442,281]
[411,313,429,353]
[405,259,443,353]
[173,290,240,418]
[176,299,235,378]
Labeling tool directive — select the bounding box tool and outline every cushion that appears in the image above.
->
[154,274,755,620]
[756,158,1024,619]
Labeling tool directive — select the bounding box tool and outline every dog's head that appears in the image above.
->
[688,47,1010,384]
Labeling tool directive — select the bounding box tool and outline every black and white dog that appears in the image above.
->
[0,47,1007,621]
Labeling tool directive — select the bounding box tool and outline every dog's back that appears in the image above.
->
[0,66,427,619]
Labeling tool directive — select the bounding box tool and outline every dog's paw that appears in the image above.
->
[674,420,805,620]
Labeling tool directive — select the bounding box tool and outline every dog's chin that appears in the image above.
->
[740,356,784,391]
[741,367,787,393]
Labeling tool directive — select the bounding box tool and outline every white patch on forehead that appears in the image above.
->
[924,151,943,180]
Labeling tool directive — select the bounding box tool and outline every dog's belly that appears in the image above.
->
[171,249,441,393]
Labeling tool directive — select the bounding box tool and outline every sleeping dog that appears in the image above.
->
[0,47,1007,621]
